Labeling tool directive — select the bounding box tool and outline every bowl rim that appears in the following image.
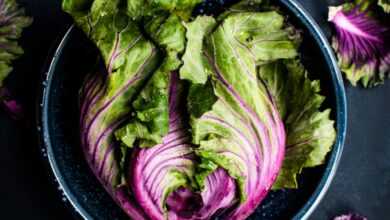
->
[39,0,347,219]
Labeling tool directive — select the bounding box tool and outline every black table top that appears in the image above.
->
[1,0,389,219]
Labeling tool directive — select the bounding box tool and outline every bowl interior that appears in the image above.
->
[41,1,345,219]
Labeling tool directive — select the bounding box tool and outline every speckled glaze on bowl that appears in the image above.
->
[39,0,347,219]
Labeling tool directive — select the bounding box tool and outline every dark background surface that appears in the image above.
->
[1,0,388,219]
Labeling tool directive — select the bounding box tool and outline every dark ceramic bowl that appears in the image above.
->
[39,0,347,219]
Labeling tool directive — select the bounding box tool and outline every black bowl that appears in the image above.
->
[39,0,347,219]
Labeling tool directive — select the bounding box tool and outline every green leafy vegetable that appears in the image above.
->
[66,1,162,218]
[0,0,31,119]
[184,11,294,219]
[115,14,186,147]
[180,16,216,84]
[64,0,337,219]
[0,0,32,86]
[379,0,390,13]
[258,60,336,189]
[126,0,202,20]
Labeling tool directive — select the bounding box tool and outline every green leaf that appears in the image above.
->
[71,0,162,187]
[258,60,336,189]
[115,121,164,147]
[116,14,187,148]
[62,0,93,12]
[217,0,265,21]
[180,16,216,84]
[0,0,32,86]
[217,12,298,62]
[126,0,202,20]
[227,0,264,11]
[340,59,387,88]
[63,0,135,66]
[186,12,294,212]
[379,0,390,13]
[187,80,218,118]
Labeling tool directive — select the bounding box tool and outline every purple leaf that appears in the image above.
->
[0,87,23,120]
[328,5,390,87]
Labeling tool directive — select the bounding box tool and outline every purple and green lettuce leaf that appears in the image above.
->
[0,0,32,86]
[115,14,186,148]
[117,12,238,220]
[0,0,31,118]
[127,72,196,220]
[65,0,161,218]
[328,2,390,87]
[65,1,235,218]
[124,71,238,220]
[183,11,292,219]
[258,60,336,189]
[120,70,239,220]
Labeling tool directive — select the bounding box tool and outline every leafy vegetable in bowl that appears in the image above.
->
[62,0,336,219]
